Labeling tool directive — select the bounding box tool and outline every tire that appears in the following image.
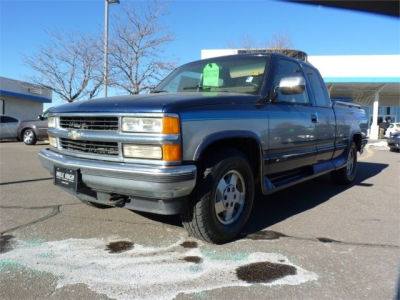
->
[181,149,255,244]
[23,129,37,145]
[331,141,358,184]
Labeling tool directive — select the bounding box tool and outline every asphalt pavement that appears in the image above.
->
[0,141,399,300]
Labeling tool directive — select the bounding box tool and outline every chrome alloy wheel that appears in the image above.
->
[23,130,34,144]
[214,170,246,225]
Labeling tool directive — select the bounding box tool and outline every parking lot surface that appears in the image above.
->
[0,141,399,299]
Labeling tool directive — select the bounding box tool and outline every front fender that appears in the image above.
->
[193,130,263,161]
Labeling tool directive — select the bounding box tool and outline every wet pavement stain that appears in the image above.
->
[236,262,297,283]
[105,241,134,253]
[0,235,15,254]
[244,230,287,241]
[243,231,399,249]
[183,256,203,264]
[180,241,198,248]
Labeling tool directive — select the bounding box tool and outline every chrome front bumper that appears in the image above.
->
[39,149,197,212]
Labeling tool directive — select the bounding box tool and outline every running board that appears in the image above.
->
[262,157,347,195]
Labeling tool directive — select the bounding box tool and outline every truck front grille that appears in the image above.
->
[59,116,119,131]
[60,138,119,156]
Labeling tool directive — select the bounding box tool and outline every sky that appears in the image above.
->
[0,0,399,107]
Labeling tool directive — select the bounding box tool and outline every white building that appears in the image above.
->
[0,77,52,120]
[201,50,400,139]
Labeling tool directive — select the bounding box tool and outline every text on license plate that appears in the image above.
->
[54,167,77,189]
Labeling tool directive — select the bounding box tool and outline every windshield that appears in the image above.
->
[155,55,269,95]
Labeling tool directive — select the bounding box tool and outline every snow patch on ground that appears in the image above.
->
[0,237,318,299]
[367,141,389,149]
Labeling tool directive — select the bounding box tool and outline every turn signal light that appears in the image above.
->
[162,116,180,134]
[162,144,182,161]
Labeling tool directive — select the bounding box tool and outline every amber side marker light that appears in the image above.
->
[162,116,180,134]
[162,145,182,161]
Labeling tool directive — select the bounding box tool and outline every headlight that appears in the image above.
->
[48,136,57,148]
[48,117,56,128]
[122,116,180,134]
[122,117,162,133]
[123,144,162,159]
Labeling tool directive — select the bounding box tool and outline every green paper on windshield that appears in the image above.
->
[202,63,220,87]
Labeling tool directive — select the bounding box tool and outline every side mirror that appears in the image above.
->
[37,115,44,120]
[278,76,306,95]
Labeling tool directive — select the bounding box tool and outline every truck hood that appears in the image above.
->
[49,92,260,114]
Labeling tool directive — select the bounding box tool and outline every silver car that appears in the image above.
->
[17,110,49,145]
[0,115,20,140]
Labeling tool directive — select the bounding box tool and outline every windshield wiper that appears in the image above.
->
[182,86,236,93]
[151,89,168,93]
[182,85,212,91]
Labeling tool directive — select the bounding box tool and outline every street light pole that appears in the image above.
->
[103,0,120,98]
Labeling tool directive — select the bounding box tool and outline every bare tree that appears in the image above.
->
[25,31,103,103]
[109,0,175,94]
[227,34,258,50]
[266,33,293,50]
[227,32,293,51]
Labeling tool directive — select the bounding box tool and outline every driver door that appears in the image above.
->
[266,58,317,175]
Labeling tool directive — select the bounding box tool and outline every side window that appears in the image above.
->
[304,66,331,107]
[3,116,18,123]
[273,59,309,104]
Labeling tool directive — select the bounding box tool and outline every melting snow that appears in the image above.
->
[0,237,318,299]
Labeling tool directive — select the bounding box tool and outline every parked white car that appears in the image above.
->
[385,122,400,138]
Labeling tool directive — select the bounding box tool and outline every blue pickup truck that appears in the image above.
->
[39,53,368,243]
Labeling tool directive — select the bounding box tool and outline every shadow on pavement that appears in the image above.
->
[134,211,182,227]
[243,161,388,235]
[132,161,389,235]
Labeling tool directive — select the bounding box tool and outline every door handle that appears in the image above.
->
[311,113,318,123]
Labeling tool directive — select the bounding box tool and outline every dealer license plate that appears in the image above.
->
[54,167,78,191]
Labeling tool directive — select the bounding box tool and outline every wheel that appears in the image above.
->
[181,149,255,244]
[23,129,37,145]
[331,141,358,184]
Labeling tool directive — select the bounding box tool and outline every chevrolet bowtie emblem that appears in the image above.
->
[68,130,82,140]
